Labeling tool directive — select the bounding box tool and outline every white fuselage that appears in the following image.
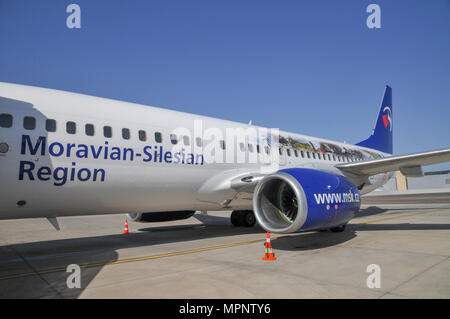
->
[0,83,392,220]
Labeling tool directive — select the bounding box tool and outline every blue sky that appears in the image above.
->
[1,0,449,171]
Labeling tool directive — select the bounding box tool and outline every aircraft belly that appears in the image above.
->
[0,163,208,219]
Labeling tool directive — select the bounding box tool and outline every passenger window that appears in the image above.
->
[240,143,245,152]
[170,134,178,144]
[328,154,331,161]
[183,136,190,146]
[312,152,316,159]
[139,130,147,142]
[155,132,162,143]
[317,153,321,160]
[23,116,36,130]
[256,145,260,153]
[300,151,304,158]
[333,155,336,161]
[45,119,56,132]
[196,137,202,147]
[278,148,282,155]
[66,121,76,134]
[307,152,310,159]
[0,114,13,128]
[248,144,254,152]
[265,146,270,154]
[85,124,94,136]
[122,128,130,140]
[220,140,226,150]
[294,150,298,157]
[103,126,112,138]
[286,149,291,157]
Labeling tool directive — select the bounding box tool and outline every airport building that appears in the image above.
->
[375,170,450,192]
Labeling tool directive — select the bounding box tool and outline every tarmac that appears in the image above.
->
[0,193,449,298]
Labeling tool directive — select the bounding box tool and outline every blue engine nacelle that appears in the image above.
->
[253,168,360,233]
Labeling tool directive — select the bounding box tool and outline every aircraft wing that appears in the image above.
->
[336,148,450,177]
[200,148,450,207]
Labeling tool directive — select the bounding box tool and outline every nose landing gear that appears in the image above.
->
[230,210,256,227]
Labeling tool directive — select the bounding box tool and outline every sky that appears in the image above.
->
[0,0,449,171]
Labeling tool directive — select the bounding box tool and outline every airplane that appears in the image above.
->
[0,82,449,233]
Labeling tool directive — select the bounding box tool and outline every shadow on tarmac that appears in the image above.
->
[0,206,448,298]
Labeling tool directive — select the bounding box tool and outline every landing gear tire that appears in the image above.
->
[231,210,256,227]
[230,211,242,227]
[330,224,347,232]
[243,211,256,227]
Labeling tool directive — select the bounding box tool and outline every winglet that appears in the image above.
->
[356,86,393,154]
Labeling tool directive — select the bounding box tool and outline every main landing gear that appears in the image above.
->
[230,210,256,227]
[330,224,347,232]
[318,224,347,232]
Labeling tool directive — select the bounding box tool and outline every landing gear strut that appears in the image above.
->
[231,210,256,227]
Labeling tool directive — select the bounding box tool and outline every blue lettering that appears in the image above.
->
[53,167,68,186]
[92,168,105,182]
[21,135,46,156]
[76,144,88,158]
[49,142,64,157]
[77,168,91,181]
[143,146,152,162]
[37,166,51,181]
[19,160,35,180]
[164,151,172,163]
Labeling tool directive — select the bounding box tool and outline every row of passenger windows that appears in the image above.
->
[0,113,357,162]
[1,113,156,142]
[278,147,354,162]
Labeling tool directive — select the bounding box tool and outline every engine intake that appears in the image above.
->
[253,168,360,233]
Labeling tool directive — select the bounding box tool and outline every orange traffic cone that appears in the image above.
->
[262,232,277,261]
[122,219,129,234]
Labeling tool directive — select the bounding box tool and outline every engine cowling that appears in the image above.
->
[253,168,360,233]
[126,211,195,222]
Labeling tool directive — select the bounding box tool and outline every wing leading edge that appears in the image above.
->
[336,148,450,177]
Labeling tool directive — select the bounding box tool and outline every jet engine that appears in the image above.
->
[126,211,195,222]
[253,168,360,233]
